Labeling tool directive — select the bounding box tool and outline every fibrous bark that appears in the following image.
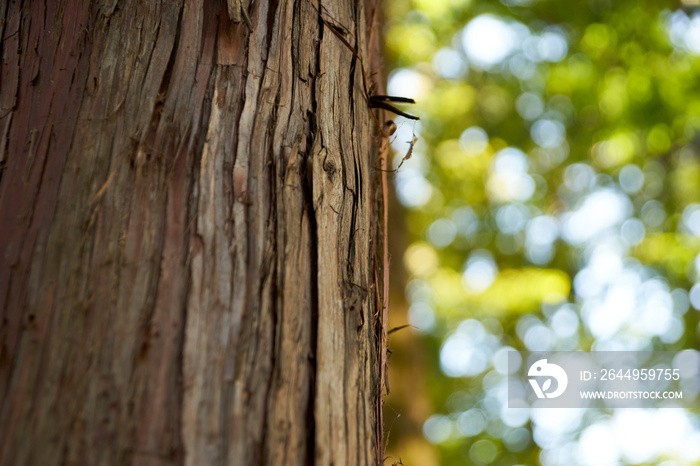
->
[0,0,387,464]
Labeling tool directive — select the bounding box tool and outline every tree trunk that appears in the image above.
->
[0,1,387,464]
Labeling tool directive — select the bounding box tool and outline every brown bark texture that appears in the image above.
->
[0,0,388,465]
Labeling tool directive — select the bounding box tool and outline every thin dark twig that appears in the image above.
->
[370,95,416,104]
[369,101,419,120]
[312,3,371,100]
[312,3,420,121]
[387,324,416,335]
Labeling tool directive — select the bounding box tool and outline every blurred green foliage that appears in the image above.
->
[382,0,700,464]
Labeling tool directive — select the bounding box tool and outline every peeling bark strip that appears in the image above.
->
[0,0,387,465]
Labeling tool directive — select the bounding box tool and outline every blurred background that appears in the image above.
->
[380,0,700,464]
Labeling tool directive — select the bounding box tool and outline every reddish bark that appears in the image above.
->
[0,1,387,464]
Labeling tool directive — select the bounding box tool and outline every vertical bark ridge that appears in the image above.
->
[0,0,384,464]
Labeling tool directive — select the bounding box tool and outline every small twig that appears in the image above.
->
[375,133,418,174]
[369,95,419,120]
[240,5,253,29]
[387,324,415,335]
[368,100,419,120]
[371,95,416,104]
[313,4,371,100]
[312,4,419,121]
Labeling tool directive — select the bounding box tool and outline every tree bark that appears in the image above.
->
[0,1,387,464]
